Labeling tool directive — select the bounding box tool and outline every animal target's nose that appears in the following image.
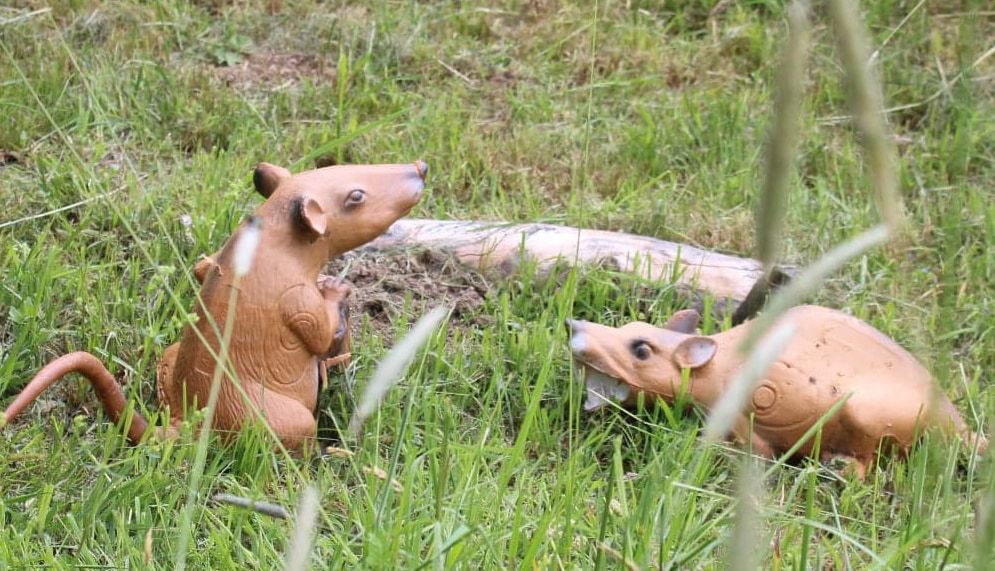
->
[414,160,428,181]
[565,319,580,334]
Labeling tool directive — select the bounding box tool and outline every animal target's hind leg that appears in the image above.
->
[225,378,318,451]
[821,453,870,480]
[729,416,776,458]
[835,388,915,478]
[154,342,191,441]
[931,393,988,454]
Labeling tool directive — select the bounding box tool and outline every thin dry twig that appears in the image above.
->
[212,493,290,520]
[867,0,926,65]
[596,542,641,571]
[0,7,51,26]
[436,59,476,86]
[0,180,135,229]
[820,42,995,124]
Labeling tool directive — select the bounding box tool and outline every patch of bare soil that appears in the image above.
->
[213,52,334,89]
[0,150,22,166]
[324,247,492,343]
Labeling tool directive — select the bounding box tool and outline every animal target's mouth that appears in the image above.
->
[578,364,631,412]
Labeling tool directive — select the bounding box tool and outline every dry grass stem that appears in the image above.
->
[348,306,449,435]
[725,457,765,571]
[828,0,905,235]
[756,0,811,270]
[739,224,890,355]
[703,319,798,443]
[283,485,320,571]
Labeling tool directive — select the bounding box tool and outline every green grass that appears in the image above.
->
[2,0,995,568]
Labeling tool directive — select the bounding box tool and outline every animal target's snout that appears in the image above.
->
[567,321,593,357]
[414,160,428,181]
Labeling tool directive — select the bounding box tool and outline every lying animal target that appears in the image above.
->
[567,305,986,478]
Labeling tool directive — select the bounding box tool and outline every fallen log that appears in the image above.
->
[363,219,794,304]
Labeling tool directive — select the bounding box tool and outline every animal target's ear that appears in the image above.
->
[253,162,291,198]
[672,336,717,369]
[663,309,701,334]
[294,197,327,239]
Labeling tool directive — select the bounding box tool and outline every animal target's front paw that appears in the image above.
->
[323,353,351,371]
[317,274,352,302]
[822,454,869,481]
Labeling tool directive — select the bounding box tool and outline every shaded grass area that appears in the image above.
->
[1,0,994,567]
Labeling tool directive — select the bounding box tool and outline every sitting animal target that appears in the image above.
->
[2,160,428,451]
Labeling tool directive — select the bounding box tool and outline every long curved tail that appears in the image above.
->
[2,352,149,444]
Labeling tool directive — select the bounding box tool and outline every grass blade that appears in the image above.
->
[756,0,811,270]
[828,0,905,234]
[738,224,889,355]
[725,457,765,571]
[284,485,320,571]
[348,306,449,435]
[212,493,290,520]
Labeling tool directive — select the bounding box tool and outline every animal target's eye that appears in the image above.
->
[345,189,366,206]
[630,340,652,360]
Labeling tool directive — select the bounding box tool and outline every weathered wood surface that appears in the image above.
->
[364,219,793,303]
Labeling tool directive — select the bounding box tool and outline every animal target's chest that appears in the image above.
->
[752,385,777,410]
[746,362,828,431]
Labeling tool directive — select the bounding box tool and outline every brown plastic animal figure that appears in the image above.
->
[568,305,986,477]
[2,160,427,451]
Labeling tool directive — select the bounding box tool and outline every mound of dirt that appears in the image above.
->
[324,247,493,342]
